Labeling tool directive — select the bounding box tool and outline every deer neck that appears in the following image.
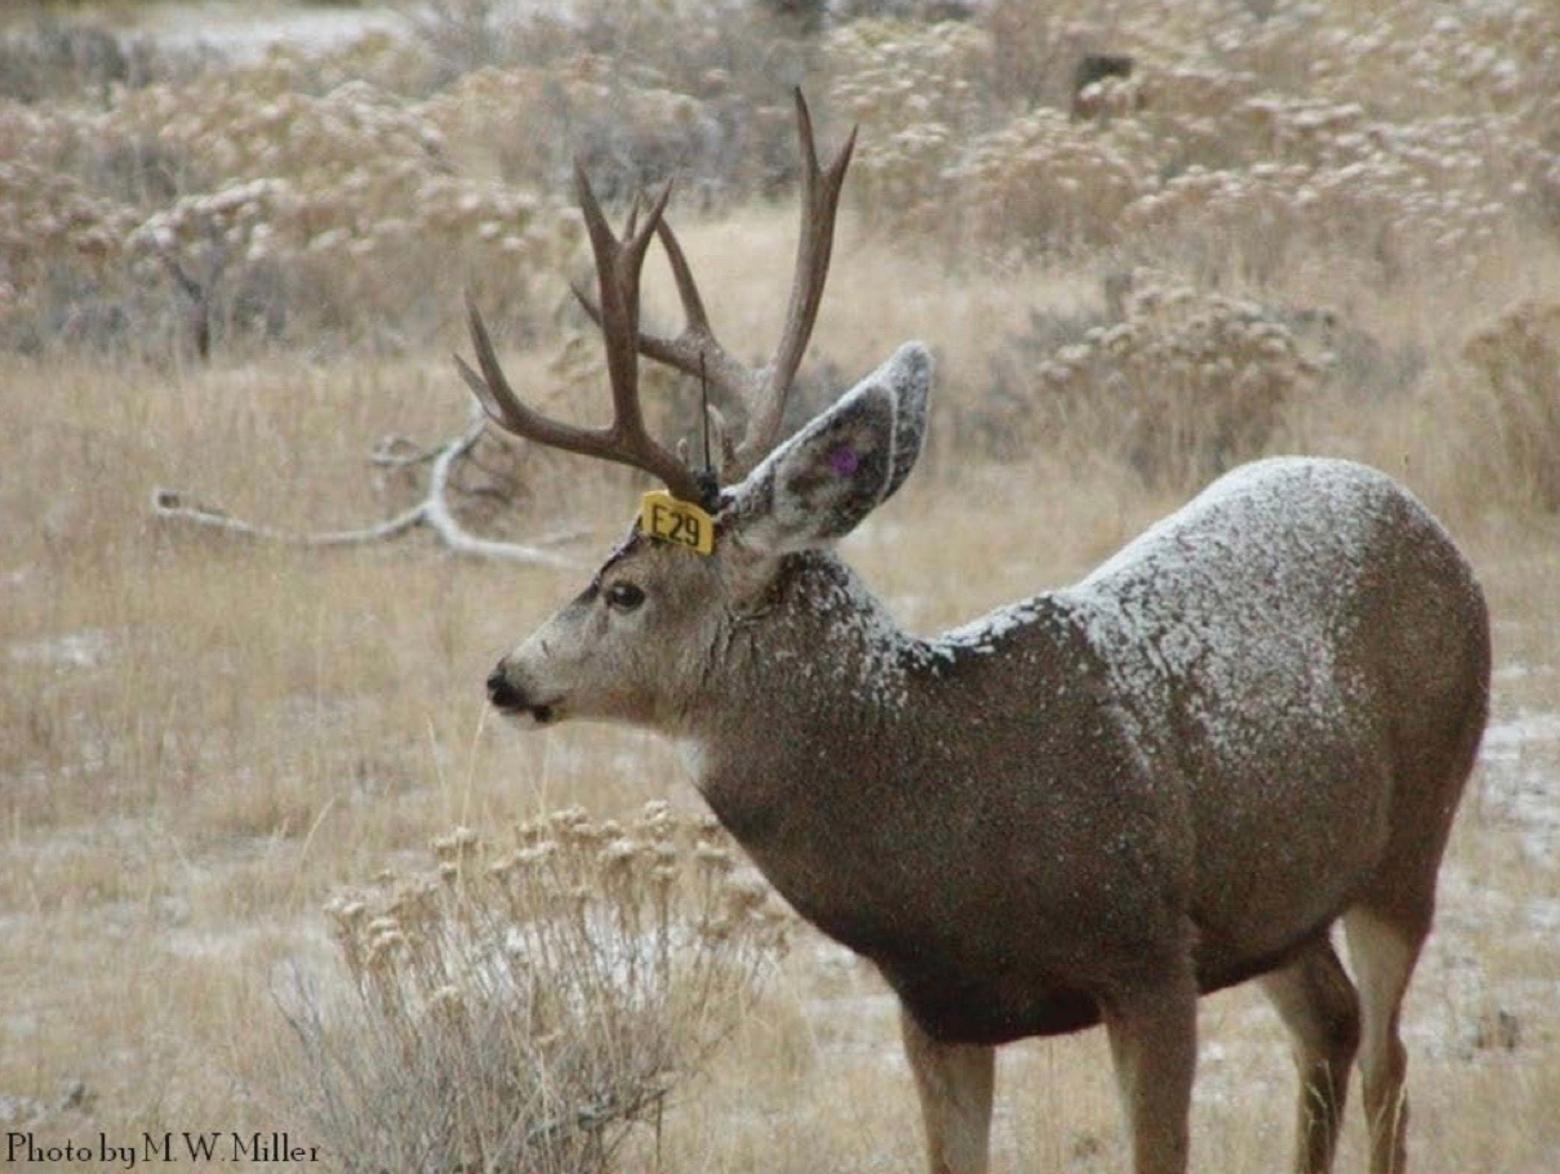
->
[683,551,918,785]
[678,551,940,934]
[720,545,919,703]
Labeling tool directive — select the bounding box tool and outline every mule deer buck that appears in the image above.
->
[460,94,1489,1174]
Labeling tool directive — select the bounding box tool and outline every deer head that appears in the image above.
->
[459,93,931,731]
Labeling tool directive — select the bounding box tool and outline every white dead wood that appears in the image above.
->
[152,408,581,568]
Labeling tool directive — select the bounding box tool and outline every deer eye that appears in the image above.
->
[605,581,645,612]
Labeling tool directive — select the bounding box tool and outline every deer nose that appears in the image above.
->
[487,665,524,710]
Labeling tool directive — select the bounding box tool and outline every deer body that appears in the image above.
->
[676,457,1486,1059]
[462,95,1487,1174]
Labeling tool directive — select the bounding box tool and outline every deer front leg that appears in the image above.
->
[1102,969,1198,1174]
[899,1004,996,1174]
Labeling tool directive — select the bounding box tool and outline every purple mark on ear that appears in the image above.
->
[828,445,860,477]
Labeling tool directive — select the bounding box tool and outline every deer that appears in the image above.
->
[457,93,1490,1174]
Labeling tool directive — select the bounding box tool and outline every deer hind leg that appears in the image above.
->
[1102,968,1199,1174]
[1344,906,1428,1174]
[1259,937,1361,1174]
[898,1005,996,1174]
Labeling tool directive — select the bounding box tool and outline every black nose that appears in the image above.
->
[487,666,524,710]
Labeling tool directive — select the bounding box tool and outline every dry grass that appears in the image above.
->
[3,0,1559,1169]
[4,255,1558,1166]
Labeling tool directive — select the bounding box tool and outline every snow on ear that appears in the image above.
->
[725,342,931,555]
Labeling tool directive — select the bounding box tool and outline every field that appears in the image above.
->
[3,0,1559,1170]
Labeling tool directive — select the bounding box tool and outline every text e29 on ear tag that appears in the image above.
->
[639,490,715,555]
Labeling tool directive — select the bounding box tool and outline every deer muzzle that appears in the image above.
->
[486,663,558,725]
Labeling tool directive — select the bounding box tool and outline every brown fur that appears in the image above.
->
[489,451,1488,1174]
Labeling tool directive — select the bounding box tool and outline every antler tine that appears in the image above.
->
[653,216,712,339]
[736,88,857,470]
[622,191,641,241]
[456,171,704,502]
[653,216,770,400]
[573,212,762,405]
[575,166,673,438]
[456,291,610,456]
[565,92,855,484]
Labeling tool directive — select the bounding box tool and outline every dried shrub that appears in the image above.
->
[494,0,829,198]
[287,802,790,1173]
[1463,299,1560,512]
[0,159,134,292]
[953,109,1153,253]
[983,0,1116,109]
[825,0,1557,281]
[0,17,208,104]
[828,18,992,228]
[1121,118,1513,286]
[4,0,1558,452]
[1299,0,1560,124]
[423,63,730,203]
[0,4,845,360]
[391,0,517,81]
[0,158,144,355]
[989,274,1329,486]
[0,67,579,357]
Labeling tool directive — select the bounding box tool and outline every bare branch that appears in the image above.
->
[153,411,581,568]
[369,434,442,468]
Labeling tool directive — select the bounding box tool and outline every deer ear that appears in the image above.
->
[723,343,931,556]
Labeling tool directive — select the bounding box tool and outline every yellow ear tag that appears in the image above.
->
[639,490,715,555]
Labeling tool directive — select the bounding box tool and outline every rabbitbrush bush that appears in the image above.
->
[289,802,790,1173]
[1463,299,1560,513]
[5,0,1558,357]
[987,274,1329,487]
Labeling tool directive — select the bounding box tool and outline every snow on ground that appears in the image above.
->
[130,1,565,63]
[132,2,407,61]
[1474,711,1560,863]
[7,627,112,670]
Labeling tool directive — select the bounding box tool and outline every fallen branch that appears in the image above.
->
[152,410,581,568]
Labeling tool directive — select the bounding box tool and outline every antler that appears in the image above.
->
[574,89,856,480]
[456,173,707,504]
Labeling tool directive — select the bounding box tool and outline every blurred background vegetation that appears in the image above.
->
[2,0,1557,499]
[3,3,1559,1170]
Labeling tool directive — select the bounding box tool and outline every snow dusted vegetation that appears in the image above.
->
[137,1,408,61]
[3,0,1559,1169]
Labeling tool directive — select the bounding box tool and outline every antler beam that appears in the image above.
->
[573,89,856,481]
[456,178,707,503]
